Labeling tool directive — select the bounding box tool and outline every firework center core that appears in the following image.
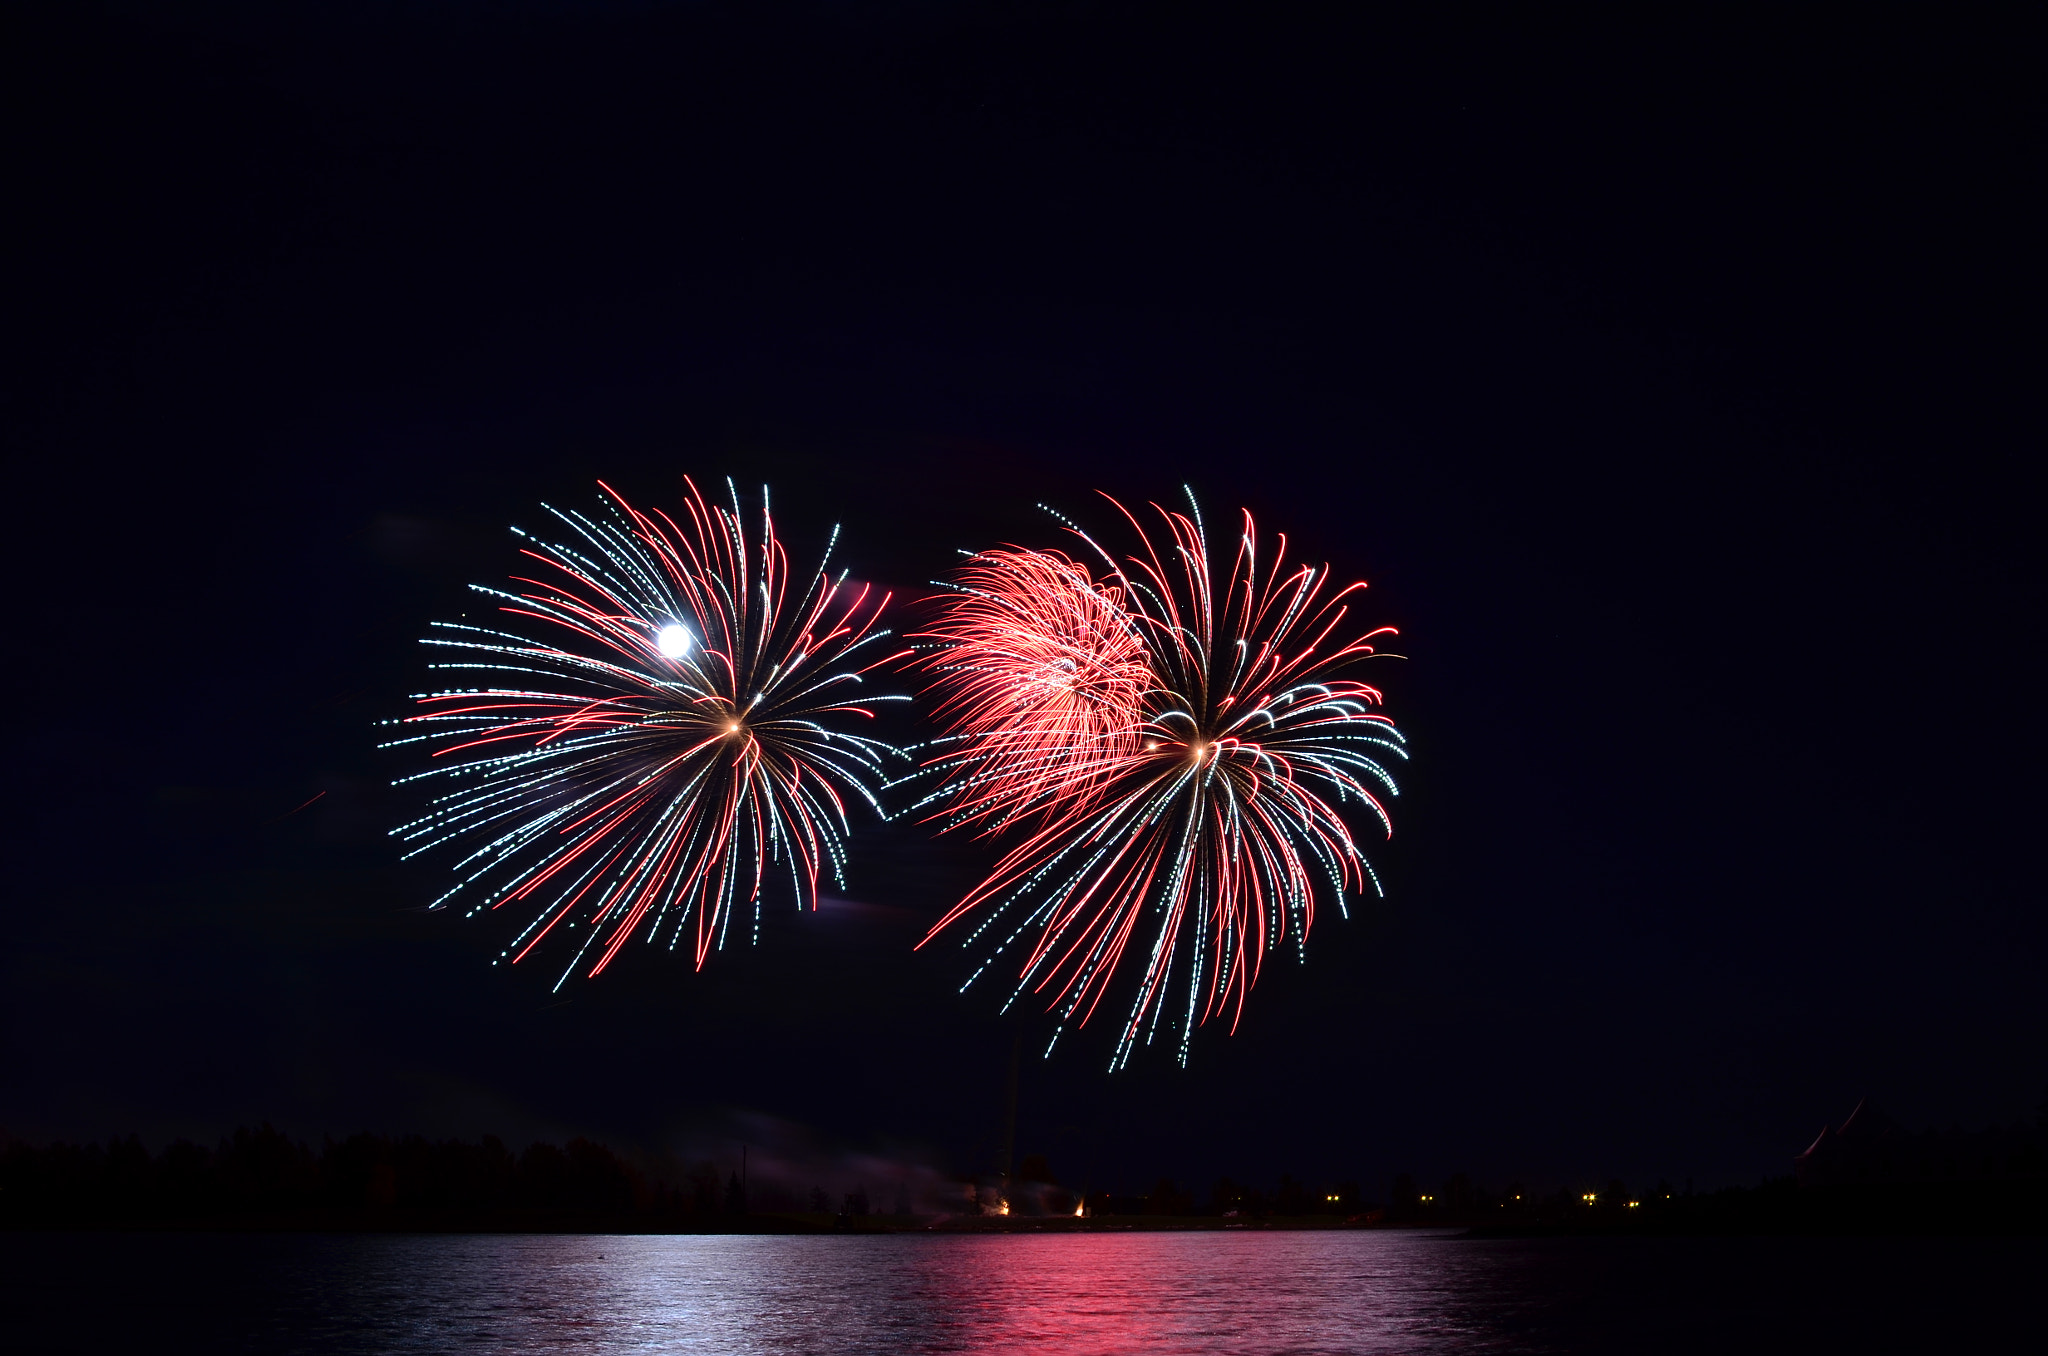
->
[655,623,692,659]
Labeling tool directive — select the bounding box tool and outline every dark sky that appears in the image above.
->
[3,2,2040,1197]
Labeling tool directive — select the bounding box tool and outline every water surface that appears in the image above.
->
[6,1229,2033,1353]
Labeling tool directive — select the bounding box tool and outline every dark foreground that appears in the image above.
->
[5,1229,2036,1354]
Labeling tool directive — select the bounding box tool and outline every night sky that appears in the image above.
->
[4,3,2040,1199]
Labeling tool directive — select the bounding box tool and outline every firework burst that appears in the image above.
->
[911,491,1406,1068]
[384,479,908,988]
[915,547,1151,827]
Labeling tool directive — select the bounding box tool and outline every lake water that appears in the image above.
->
[4,1229,2034,1353]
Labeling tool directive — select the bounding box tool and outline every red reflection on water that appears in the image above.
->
[886,1231,1440,1353]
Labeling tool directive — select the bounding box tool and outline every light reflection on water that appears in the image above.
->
[7,1228,2037,1353]
[323,1230,1521,1354]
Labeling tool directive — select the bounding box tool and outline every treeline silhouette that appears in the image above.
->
[9,1100,2043,1233]
[1045,1103,2048,1235]
[0,1126,753,1230]
[1068,1166,2047,1235]
[1082,1172,1359,1218]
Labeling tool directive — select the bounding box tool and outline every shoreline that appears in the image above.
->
[6,1207,2042,1237]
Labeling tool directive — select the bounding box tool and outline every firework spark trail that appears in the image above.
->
[909,490,1406,1068]
[384,479,910,988]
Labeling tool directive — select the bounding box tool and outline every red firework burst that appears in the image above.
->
[913,492,1406,1067]
[914,547,1150,828]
